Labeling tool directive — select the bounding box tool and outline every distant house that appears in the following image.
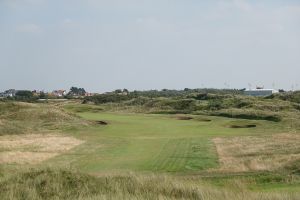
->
[51,90,67,97]
[0,89,17,97]
[32,90,42,96]
[244,88,278,96]
[84,93,98,97]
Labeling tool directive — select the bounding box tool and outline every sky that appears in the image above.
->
[0,0,300,92]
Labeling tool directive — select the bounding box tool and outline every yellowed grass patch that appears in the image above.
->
[0,134,84,164]
[213,133,300,172]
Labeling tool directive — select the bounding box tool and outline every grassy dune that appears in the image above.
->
[0,102,87,136]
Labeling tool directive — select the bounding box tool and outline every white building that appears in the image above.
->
[52,90,67,97]
[244,89,278,96]
[0,89,17,97]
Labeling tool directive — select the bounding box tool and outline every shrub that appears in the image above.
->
[209,109,281,122]
[275,91,300,103]
[206,100,224,111]
[84,94,132,104]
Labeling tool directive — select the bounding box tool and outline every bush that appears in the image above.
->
[124,97,151,106]
[275,91,300,103]
[84,94,132,104]
[15,90,33,98]
[209,109,281,122]
[171,99,196,110]
[13,90,38,102]
[232,98,252,108]
[206,100,224,111]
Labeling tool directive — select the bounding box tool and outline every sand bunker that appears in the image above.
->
[96,120,108,125]
[213,133,300,172]
[229,124,256,128]
[176,116,193,120]
[0,134,84,164]
[195,118,212,122]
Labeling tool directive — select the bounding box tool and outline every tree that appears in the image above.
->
[15,90,33,98]
[114,89,122,94]
[14,90,37,102]
[69,87,86,96]
[39,91,48,99]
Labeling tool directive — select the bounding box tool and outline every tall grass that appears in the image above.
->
[207,108,282,122]
[0,102,89,136]
[0,168,299,200]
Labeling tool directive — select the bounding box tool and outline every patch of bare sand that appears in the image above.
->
[0,134,84,164]
[213,133,300,172]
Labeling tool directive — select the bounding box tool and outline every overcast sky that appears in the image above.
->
[0,0,300,92]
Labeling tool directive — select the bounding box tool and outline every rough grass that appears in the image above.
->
[1,168,300,200]
[0,102,88,136]
[207,108,282,122]
[213,133,300,172]
[64,104,104,113]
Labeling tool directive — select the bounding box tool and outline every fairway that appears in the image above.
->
[45,112,282,174]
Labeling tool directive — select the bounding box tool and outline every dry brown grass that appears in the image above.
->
[0,134,84,164]
[213,133,300,172]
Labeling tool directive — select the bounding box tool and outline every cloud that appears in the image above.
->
[63,19,73,24]
[24,0,45,5]
[16,24,42,34]
[233,0,252,12]
[135,17,177,34]
[268,23,284,32]
[280,5,300,19]
[2,0,45,8]
[203,0,252,21]
[136,17,160,26]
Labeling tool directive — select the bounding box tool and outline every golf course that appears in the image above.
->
[1,0,300,199]
[1,91,300,199]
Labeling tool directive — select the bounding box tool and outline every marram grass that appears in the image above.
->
[1,168,299,200]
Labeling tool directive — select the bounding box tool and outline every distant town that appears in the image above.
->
[0,86,291,100]
[0,87,98,99]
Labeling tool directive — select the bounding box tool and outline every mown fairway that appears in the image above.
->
[47,111,283,174]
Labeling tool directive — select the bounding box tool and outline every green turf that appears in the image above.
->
[44,112,284,174]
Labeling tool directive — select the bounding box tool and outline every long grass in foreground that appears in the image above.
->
[0,168,299,200]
